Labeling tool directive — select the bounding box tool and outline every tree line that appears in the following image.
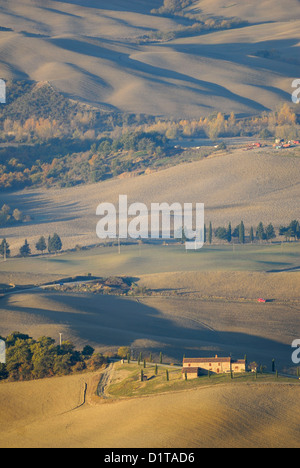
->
[0,233,63,259]
[0,82,298,192]
[0,332,107,382]
[0,130,168,190]
[205,220,300,244]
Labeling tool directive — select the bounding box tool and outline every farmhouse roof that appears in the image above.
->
[183,357,231,364]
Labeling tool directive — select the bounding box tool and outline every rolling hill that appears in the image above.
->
[1,0,300,451]
[1,146,299,254]
[1,371,300,448]
[0,0,299,117]
[0,273,299,370]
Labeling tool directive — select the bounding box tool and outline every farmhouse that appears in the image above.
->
[182,355,246,379]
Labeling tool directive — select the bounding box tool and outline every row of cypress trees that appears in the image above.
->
[204,220,299,244]
[0,233,62,258]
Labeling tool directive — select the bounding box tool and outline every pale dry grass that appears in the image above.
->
[0,373,300,448]
[1,148,300,255]
[0,0,298,116]
[191,0,300,22]
[0,372,91,434]
[139,270,300,301]
[0,272,299,370]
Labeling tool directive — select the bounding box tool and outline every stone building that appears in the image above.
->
[182,355,246,379]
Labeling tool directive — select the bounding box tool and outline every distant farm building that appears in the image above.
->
[182,355,246,379]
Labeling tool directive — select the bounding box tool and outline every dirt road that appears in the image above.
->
[97,363,116,399]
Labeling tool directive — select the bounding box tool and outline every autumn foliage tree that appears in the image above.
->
[1,332,106,381]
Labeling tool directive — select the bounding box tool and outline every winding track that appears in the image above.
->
[97,363,116,399]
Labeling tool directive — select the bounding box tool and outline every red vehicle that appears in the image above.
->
[258,298,267,303]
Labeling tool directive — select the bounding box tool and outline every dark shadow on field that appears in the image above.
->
[2,191,85,228]
[1,290,292,371]
[169,38,300,80]
[55,0,162,13]
[267,265,300,273]
[48,36,300,112]
[48,36,268,112]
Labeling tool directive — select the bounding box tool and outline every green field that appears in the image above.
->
[0,242,299,282]
[106,362,299,400]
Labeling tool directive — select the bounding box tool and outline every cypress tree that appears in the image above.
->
[227,222,232,243]
[0,239,10,258]
[48,233,62,254]
[266,224,276,242]
[239,221,245,244]
[47,235,51,253]
[159,352,163,364]
[208,222,213,245]
[20,239,31,257]
[166,369,169,381]
[250,227,254,243]
[36,236,47,254]
[257,222,266,241]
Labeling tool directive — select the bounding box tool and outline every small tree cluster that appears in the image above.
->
[0,332,106,382]
[47,233,63,254]
[279,220,300,241]
[0,233,63,258]
[206,220,300,244]
[0,203,29,227]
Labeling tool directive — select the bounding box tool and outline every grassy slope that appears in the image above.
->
[0,1,299,449]
[106,362,299,399]
[1,242,300,278]
[1,366,300,448]
[0,266,299,369]
[0,0,299,116]
[1,147,300,255]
